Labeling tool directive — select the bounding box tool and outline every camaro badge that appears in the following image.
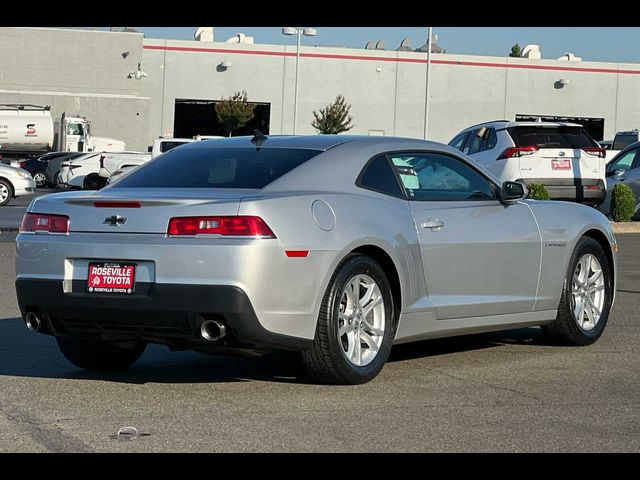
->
[103,215,127,226]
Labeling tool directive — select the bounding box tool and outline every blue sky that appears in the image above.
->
[87,27,640,64]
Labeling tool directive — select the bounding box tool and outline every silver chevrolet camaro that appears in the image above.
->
[15,135,617,384]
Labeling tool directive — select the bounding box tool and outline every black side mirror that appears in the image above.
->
[501,181,527,204]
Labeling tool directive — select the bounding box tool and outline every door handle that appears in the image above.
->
[421,219,444,231]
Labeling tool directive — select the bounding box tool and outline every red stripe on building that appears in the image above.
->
[143,44,640,75]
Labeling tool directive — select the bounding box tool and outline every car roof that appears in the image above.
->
[460,120,584,132]
[175,134,445,152]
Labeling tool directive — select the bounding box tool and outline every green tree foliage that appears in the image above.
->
[611,183,637,222]
[527,183,550,200]
[509,43,521,58]
[215,90,255,137]
[311,94,354,134]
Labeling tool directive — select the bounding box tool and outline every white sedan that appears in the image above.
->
[0,164,36,206]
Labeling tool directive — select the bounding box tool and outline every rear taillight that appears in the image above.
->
[20,213,69,234]
[498,145,539,159]
[19,161,27,168]
[583,147,606,158]
[167,216,276,238]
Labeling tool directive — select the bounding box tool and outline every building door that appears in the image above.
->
[174,99,271,138]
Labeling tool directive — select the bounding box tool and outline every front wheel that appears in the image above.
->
[299,254,395,385]
[32,170,47,187]
[542,237,613,345]
[0,179,13,206]
[56,337,147,371]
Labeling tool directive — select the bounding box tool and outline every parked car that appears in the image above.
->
[18,152,72,187]
[150,137,196,158]
[0,164,36,206]
[611,129,640,151]
[106,165,140,185]
[599,140,613,150]
[46,152,86,188]
[15,136,617,384]
[193,135,224,141]
[448,121,607,206]
[97,151,152,187]
[58,152,102,189]
[598,141,640,219]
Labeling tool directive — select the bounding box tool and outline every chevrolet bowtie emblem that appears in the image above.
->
[104,215,127,226]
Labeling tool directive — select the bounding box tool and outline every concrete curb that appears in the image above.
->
[611,222,640,234]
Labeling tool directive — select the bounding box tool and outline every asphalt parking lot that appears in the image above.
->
[0,227,638,452]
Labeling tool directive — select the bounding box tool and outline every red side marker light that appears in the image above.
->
[285,250,309,258]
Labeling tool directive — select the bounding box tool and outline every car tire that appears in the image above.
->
[541,237,613,345]
[32,170,47,187]
[83,173,104,190]
[0,179,13,206]
[54,172,68,189]
[56,337,147,371]
[299,254,396,385]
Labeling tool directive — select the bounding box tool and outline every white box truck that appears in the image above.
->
[0,104,126,165]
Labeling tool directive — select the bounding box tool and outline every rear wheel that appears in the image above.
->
[56,337,147,371]
[0,179,13,206]
[83,173,105,190]
[299,254,395,385]
[32,170,47,187]
[542,237,612,345]
[54,172,68,189]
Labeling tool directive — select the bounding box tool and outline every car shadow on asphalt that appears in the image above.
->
[0,317,304,385]
[388,327,558,362]
[0,317,559,385]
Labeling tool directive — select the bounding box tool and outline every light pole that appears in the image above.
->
[423,27,433,140]
[282,27,317,135]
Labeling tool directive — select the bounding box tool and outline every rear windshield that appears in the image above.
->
[613,134,638,151]
[507,126,598,149]
[110,147,321,189]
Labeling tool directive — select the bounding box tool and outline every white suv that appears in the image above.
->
[448,120,606,206]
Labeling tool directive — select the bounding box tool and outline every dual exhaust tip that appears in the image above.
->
[25,312,43,333]
[200,319,227,342]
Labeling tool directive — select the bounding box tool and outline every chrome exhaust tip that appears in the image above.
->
[200,320,227,342]
[25,312,42,333]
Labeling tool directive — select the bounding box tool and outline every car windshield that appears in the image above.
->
[507,126,598,149]
[111,147,321,189]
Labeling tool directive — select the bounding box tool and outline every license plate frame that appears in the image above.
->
[87,262,136,294]
[551,158,572,170]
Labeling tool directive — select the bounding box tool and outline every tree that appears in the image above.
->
[509,43,521,58]
[215,90,255,137]
[311,94,354,134]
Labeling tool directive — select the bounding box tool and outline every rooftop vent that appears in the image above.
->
[520,44,541,59]
[225,33,254,44]
[396,37,412,52]
[194,27,214,42]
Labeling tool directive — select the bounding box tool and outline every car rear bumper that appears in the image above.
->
[517,178,606,205]
[15,278,313,351]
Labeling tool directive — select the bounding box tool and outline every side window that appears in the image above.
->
[389,152,496,201]
[448,132,468,152]
[480,128,497,151]
[358,155,403,197]
[608,150,637,174]
[462,129,483,155]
